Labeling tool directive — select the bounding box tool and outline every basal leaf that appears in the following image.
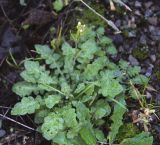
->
[80,127,98,145]
[99,78,123,99]
[62,107,78,128]
[92,99,111,119]
[119,132,153,145]
[12,81,38,97]
[106,45,117,55]
[34,109,49,124]
[132,75,149,85]
[78,39,99,63]
[62,42,75,73]
[83,57,107,80]
[41,112,64,140]
[108,97,126,144]
[35,44,53,59]
[11,97,40,115]
[45,95,61,109]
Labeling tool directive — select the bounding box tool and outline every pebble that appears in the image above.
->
[144,2,153,8]
[150,54,156,62]
[140,35,147,44]
[147,17,158,25]
[145,9,153,18]
[146,91,152,99]
[145,66,153,77]
[135,1,142,7]
[128,55,139,66]
[0,129,6,138]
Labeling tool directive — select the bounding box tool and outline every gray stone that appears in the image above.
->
[128,55,139,66]
[150,55,156,62]
[0,129,6,138]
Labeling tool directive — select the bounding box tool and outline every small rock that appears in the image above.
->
[134,10,142,16]
[150,54,156,62]
[147,17,158,25]
[145,9,153,18]
[156,94,160,105]
[128,55,139,66]
[135,1,142,7]
[145,67,153,77]
[146,92,152,99]
[140,35,147,44]
[128,31,136,38]
[0,129,6,138]
[113,34,123,45]
[118,46,124,52]
[144,2,153,9]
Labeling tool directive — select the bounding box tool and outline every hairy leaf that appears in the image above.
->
[119,132,153,145]
[45,95,61,109]
[99,71,123,98]
[108,97,126,144]
[41,112,64,140]
[62,42,76,73]
[12,81,38,97]
[92,99,111,119]
[80,127,97,145]
[11,97,40,115]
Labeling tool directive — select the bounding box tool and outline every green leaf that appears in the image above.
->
[62,107,78,128]
[35,44,61,69]
[53,132,69,145]
[21,60,53,85]
[119,132,153,145]
[119,60,129,70]
[99,36,112,46]
[96,27,105,35]
[99,71,123,98]
[34,109,49,124]
[60,79,71,96]
[35,44,53,59]
[108,97,126,144]
[12,81,38,97]
[73,102,91,123]
[53,0,64,12]
[74,83,85,94]
[45,95,61,109]
[92,99,111,119]
[80,127,98,145]
[106,45,117,55]
[78,39,99,63]
[11,97,40,115]
[83,57,107,80]
[41,112,64,140]
[132,75,149,85]
[127,66,141,77]
[62,42,75,73]
[116,123,139,143]
[94,129,105,142]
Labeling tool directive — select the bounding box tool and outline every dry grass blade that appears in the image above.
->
[113,0,132,11]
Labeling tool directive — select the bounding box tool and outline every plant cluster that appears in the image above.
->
[11,25,153,145]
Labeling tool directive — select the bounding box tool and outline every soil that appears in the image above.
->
[0,0,159,145]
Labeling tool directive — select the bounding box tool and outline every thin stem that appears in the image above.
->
[0,114,35,131]
[79,0,121,33]
[110,98,127,110]
[40,84,66,96]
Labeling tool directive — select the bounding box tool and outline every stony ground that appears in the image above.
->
[0,0,159,144]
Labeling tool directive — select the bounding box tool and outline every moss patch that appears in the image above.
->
[155,71,160,81]
[116,123,139,143]
[132,47,149,60]
[77,2,106,26]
